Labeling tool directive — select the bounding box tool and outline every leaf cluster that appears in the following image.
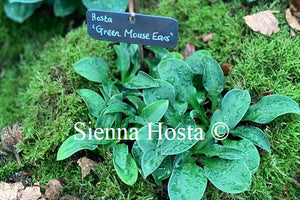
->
[57,44,300,199]
[3,0,128,23]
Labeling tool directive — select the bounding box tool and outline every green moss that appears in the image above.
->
[0,1,72,67]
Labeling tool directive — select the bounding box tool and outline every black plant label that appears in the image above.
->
[86,10,178,48]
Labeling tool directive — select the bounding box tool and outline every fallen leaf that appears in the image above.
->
[77,156,98,179]
[220,63,234,76]
[0,181,24,200]
[18,185,41,200]
[60,195,81,200]
[286,9,300,31]
[243,10,280,36]
[183,43,195,60]
[198,33,213,44]
[258,89,274,96]
[45,179,63,200]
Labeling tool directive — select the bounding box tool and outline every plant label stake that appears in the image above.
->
[86,10,178,48]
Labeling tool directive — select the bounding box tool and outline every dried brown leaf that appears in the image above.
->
[77,157,98,179]
[0,181,24,200]
[60,195,81,200]
[183,43,195,60]
[19,185,41,200]
[220,63,234,76]
[295,0,300,10]
[243,10,280,36]
[258,89,274,96]
[286,9,300,31]
[198,33,213,44]
[290,29,297,37]
[45,179,63,200]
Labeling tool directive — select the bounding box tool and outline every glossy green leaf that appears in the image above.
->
[173,150,192,168]
[152,156,172,185]
[231,126,270,152]
[222,139,260,175]
[57,133,110,160]
[123,71,159,89]
[82,0,128,11]
[204,157,251,193]
[113,144,128,169]
[121,43,141,78]
[197,144,243,160]
[96,113,119,129]
[142,149,166,177]
[54,0,77,16]
[160,123,202,155]
[74,56,109,83]
[162,52,183,60]
[114,45,130,81]
[158,58,195,101]
[143,79,176,105]
[211,89,251,129]
[185,50,211,74]
[243,95,300,124]
[202,57,224,93]
[137,124,160,152]
[4,1,41,23]
[113,151,138,185]
[145,46,169,61]
[126,95,146,114]
[102,94,136,116]
[77,89,105,118]
[140,100,169,123]
[131,141,145,177]
[168,157,207,200]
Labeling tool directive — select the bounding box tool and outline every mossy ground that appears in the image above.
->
[0,0,299,199]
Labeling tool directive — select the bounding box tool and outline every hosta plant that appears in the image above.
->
[57,43,300,199]
[3,0,128,23]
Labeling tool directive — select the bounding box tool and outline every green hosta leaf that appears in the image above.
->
[158,58,195,101]
[77,89,105,118]
[173,150,192,168]
[185,50,211,74]
[197,144,243,160]
[9,0,42,2]
[202,56,224,94]
[211,89,251,129]
[242,95,300,124]
[126,96,146,114]
[140,100,169,123]
[96,113,119,129]
[123,71,159,89]
[160,123,203,155]
[168,157,207,200]
[113,144,128,169]
[204,157,251,193]
[131,141,145,177]
[142,149,166,177]
[143,79,176,105]
[137,124,160,152]
[102,94,136,116]
[152,156,172,185]
[114,45,130,82]
[231,126,270,152]
[222,139,260,175]
[82,0,128,11]
[4,1,41,23]
[57,133,110,160]
[74,56,109,83]
[54,0,77,16]
[145,46,169,61]
[162,52,183,60]
[113,144,138,186]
